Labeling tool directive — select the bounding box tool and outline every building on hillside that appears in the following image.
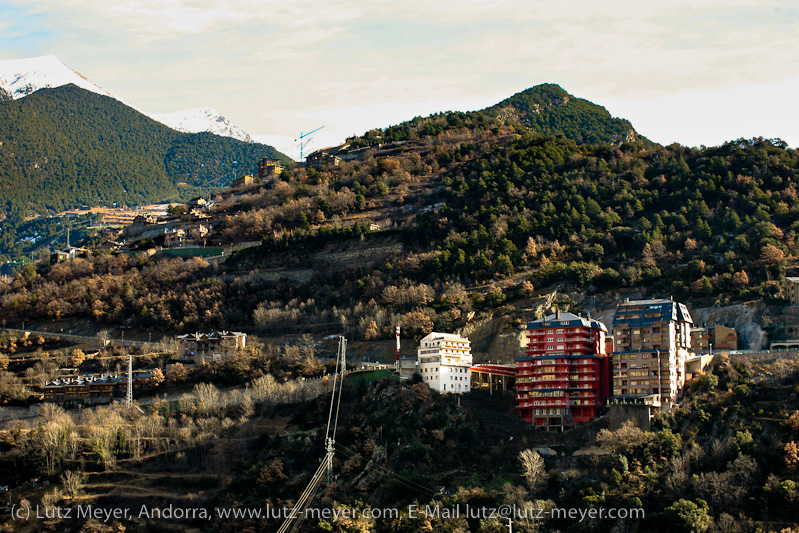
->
[232,175,255,188]
[691,324,738,353]
[258,158,285,179]
[786,277,799,306]
[690,327,711,352]
[187,224,210,241]
[607,393,662,427]
[685,353,715,380]
[516,312,610,431]
[417,332,472,394]
[306,149,342,169]
[41,372,152,407]
[50,246,87,264]
[50,250,70,264]
[133,214,158,225]
[176,331,247,365]
[180,210,211,222]
[164,227,187,248]
[708,325,738,351]
[612,298,693,406]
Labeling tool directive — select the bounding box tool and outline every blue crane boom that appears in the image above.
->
[297,126,325,161]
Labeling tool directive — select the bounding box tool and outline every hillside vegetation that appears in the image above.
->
[2,355,799,532]
[0,84,288,257]
[483,83,644,145]
[1,84,798,343]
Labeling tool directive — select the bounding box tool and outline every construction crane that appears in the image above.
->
[297,126,325,161]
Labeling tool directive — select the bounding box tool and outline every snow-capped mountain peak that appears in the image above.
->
[150,107,253,143]
[0,55,125,103]
[0,55,255,143]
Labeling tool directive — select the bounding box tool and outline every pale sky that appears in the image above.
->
[1,0,798,159]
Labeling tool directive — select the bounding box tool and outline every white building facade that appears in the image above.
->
[417,332,472,394]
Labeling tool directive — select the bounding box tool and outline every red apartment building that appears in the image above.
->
[516,312,611,431]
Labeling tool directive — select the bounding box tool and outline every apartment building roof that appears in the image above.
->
[528,312,607,332]
[176,330,246,341]
[613,298,693,328]
[421,332,470,343]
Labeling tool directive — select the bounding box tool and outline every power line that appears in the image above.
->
[278,335,346,533]
[334,443,441,498]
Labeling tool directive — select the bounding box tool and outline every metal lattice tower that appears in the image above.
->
[126,352,133,405]
[280,335,346,533]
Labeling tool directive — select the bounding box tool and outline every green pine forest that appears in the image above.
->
[0,84,289,257]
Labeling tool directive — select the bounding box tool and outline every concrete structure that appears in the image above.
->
[607,393,661,428]
[516,312,610,431]
[176,331,247,365]
[612,298,693,406]
[685,354,714,380]
[258,158,284,179]
[397,357,417,379]
[771,340,799,351]
[417,332,472,394]
[470,364,515,393]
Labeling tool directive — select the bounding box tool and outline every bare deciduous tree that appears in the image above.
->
[60,470,85,499]
[519,449,546,493]
[597,421,653,454]
[193,382,222,416]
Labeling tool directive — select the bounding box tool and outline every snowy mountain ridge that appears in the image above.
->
[0,55,254,143]
[150,107,252,143]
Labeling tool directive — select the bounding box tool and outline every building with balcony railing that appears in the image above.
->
[611,298,693,406]
[417,332,472,394]
[516,311,610,431]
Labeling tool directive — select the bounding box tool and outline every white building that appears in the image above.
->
[417,332,472,394]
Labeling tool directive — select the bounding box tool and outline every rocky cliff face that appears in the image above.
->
[592,302,767,351]
[458,315,526,364]
[691,302,768,350]
[449,299,768,365]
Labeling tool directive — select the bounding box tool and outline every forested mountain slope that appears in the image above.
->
[0,84,288,255]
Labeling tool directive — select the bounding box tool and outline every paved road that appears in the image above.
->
[0,327,150,348]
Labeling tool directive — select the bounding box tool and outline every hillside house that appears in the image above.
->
[176,331,247,365]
